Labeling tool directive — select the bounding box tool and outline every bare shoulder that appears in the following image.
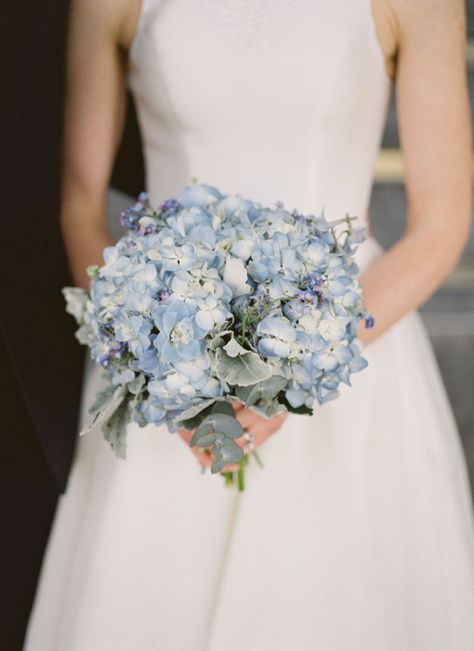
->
[69,0,142,50]
[371,0,467,81]
[388,0,466,26]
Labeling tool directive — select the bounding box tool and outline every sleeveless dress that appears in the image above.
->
[25,1,474,649]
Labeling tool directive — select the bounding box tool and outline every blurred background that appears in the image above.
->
[108,3,474,492]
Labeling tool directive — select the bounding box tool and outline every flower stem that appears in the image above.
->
[237,457,245,491]
[251,449,264,468]
[221,449,262,491]
[222,471,234,487]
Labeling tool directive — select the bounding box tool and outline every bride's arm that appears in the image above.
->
[60,0,140,288]
[359,0,471,346]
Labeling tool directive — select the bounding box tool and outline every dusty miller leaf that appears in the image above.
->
[235,375,287,406]
[214,348,272,386]
[101,395,133,459]
[175,398,217,423]
[88,383,117,414]
[223,336,248,357]
[80,385,127,436]
[127,373,146,395]
[62,286,89,324]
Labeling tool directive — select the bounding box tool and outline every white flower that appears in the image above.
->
[318,317,352,342]
[223,255,251,296]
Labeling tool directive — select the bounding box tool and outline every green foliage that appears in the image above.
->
[222,336,248,357]
[190,413,243,447]
[214,347,272,386]
[101,394,133,459]
[249,399,287,418]
[86,264,99,278]
[80,384,127,437]
[210,401,234,417]
[211,443,243,474]
[175,398,217,423]
[188,411,245,474]
[235,375,287,406]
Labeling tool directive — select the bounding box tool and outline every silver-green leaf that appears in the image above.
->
[223,336,248,357]
[211,443,244,474]
[214,348,272,386]
[235,375,287,406]
[101,396,132,459]
[193,413,243,441]
[80,385,127,437]
[175,398,217,423]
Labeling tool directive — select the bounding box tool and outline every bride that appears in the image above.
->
[26,0,474,649]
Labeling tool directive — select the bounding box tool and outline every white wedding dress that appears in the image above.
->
[25,1,474,649]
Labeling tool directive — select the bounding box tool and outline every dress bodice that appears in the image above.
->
[127,0,392,224]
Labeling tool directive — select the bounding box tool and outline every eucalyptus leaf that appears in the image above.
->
[249,400,287,418]
[211,443,243,474]
[210,401,234,417]
[211,414,244,438]
[211,457,228,474]
[190,431,217,448]
[194,413,243,440]
[219,443,244,464]
[179,414,206,432]
[214,347,272,387]
[234,384,257,405]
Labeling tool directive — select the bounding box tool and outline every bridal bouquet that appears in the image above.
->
[64,183,373,489]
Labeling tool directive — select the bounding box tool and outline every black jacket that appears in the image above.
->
[0,0,84,491]
[0,0,144,492]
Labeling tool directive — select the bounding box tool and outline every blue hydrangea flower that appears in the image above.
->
[153,301,207,363]
[66,182,372,437]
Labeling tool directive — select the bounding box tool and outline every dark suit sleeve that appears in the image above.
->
[0,0,85,490]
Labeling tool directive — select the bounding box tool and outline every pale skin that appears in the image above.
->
[62,0,472,472]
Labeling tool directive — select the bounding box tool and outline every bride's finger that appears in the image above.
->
[231,399,245,412]
[232,422,265,452]
[193,447,213,468]
[233,412,288,452]
[233,407,260,430]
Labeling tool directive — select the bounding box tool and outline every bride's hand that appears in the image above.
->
[178,401,288,473]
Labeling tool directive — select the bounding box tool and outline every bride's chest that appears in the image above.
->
[128,0,388,131]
